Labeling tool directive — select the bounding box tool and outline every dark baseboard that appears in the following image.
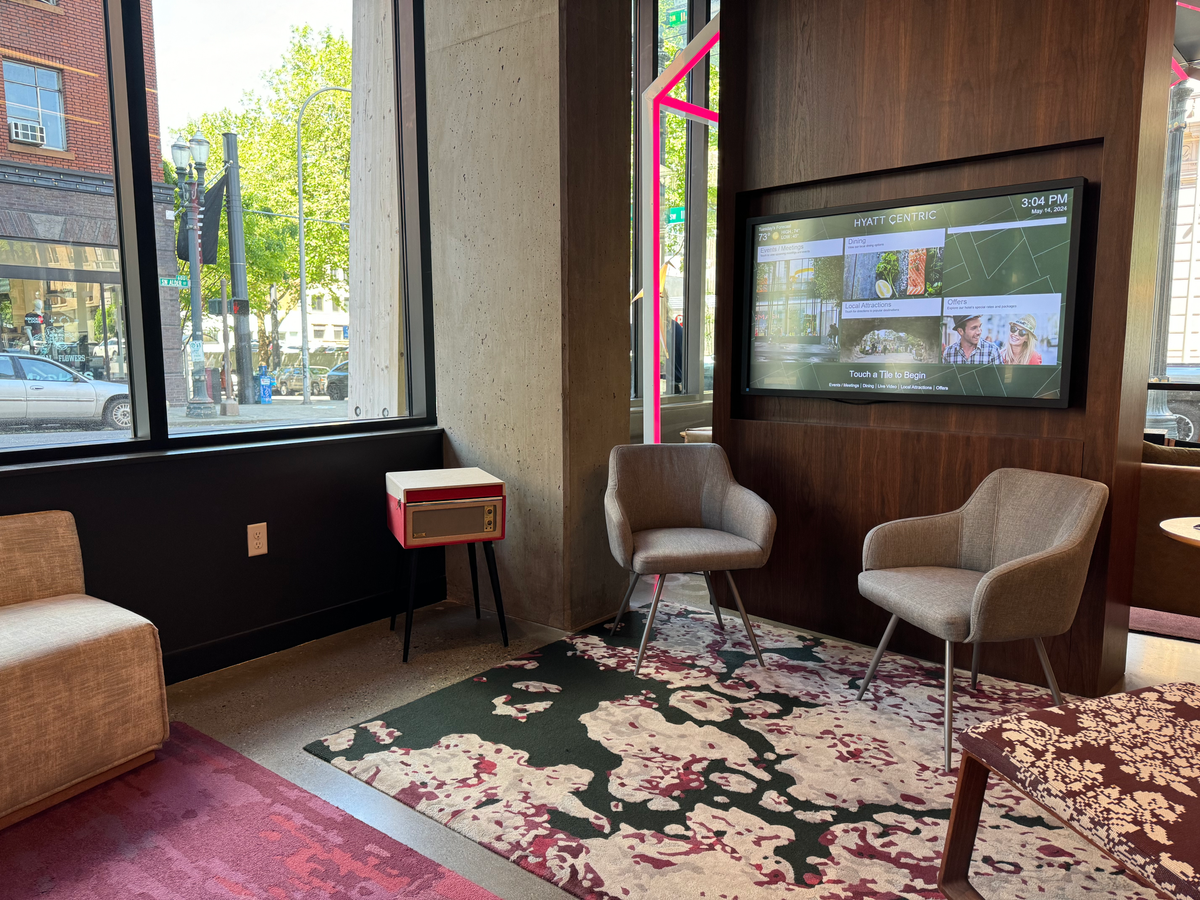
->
[163,574,447,684]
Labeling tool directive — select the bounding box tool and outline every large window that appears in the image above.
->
[0,0,430,460]
[1148,59,1200,442]
[631,0,719,440]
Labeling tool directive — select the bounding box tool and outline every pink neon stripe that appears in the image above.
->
[652,100,662,443]
[654,31,720,104]
[1173,58,1189,87]
[649,28,719,443]
[1179,1,1200,12]
[660,95,720,124]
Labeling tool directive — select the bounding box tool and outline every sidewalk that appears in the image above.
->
[167,397,349,429]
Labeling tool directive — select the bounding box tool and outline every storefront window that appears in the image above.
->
[1147,65,1200,442]
[152,0,410,434]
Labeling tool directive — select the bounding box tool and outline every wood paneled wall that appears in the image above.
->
[713,1,1176,695]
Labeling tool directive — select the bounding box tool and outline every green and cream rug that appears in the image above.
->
[305,575,1150,899]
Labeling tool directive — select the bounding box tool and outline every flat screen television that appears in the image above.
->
[741,177,1085,408]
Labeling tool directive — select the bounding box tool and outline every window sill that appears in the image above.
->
[1,0,64,14]
[0,423,444,477]
[6,143,74,160]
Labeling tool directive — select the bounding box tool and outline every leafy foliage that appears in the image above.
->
[170,27,350,362]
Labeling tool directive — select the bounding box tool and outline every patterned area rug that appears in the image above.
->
[2,722,498,900]
[305,576,1151,899]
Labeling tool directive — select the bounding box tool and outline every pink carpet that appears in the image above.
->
[1129,607,1200,643]
[0,721,498,900]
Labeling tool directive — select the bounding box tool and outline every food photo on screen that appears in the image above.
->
[743,177,1082,406]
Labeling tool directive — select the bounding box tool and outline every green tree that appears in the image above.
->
[170,26,351,362]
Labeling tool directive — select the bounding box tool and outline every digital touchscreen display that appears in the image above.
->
[743,178,1084,407]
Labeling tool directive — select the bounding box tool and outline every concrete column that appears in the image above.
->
[349,0,405,419]
[426,2,631,629]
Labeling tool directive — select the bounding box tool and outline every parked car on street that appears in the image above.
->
[272,365,328,396]
[0,351,132,429]
[325,361,348,400]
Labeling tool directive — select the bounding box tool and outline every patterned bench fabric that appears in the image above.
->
[959,683,1200,900]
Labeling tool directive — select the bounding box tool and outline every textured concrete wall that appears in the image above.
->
[426,1,629,630]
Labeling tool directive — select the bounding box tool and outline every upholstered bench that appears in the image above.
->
[0,511,169,829]
[939,683,1200,899]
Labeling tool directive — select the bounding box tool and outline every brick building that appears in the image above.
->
[0,0,185,403]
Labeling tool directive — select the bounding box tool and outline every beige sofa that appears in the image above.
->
[1131,443,1200,616]
[0,510,169,829]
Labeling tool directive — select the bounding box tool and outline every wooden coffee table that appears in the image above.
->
[1160,516,1200,548]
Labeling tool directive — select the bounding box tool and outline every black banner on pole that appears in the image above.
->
[176,172,228,264]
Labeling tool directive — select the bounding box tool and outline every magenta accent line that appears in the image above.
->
[1178,1,1200,12]
[1172,57,1189,87]
[660,95,720,124]
[648,28,719,443]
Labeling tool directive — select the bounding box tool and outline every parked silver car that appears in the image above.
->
[0,352,132,429]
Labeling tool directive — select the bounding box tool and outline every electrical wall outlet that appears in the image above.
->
[248,523,268,557]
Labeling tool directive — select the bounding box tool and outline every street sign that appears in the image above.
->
[189,340,204,362]
[160,276,189,288]
[668,206,686,224]
[667,9,685,26]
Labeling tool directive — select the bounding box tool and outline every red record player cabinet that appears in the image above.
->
[385,467,509,661]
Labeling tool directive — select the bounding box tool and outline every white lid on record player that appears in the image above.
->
[386,466,505,500]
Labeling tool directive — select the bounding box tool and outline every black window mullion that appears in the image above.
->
[105,0,168,447]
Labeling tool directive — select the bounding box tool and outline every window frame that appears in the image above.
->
[0,0,436,468]
[630,0,716,413]
[3,59,67,151]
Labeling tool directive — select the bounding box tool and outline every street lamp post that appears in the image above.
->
[297,85,351,404]
[171,131,215,417]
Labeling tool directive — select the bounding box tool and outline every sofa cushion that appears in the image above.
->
[1143,440,1200,467]
[0,595,169,821]
[0,511,84,609]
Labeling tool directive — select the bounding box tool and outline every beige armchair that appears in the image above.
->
[604,443,777,673]
[0,511,168,829]
[855,468,1109,771]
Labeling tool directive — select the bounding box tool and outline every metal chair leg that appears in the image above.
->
[702,571,724,629]
[724,571,765,666]
[945,639,955,773]
[467,542,481,619]
[1033,637,1063,707]
[970,643,980,690]
[610,572,640,635]
[633,574,666,674]
[856,613,900,701]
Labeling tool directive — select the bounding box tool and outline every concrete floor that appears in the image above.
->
[167,577,1200,900]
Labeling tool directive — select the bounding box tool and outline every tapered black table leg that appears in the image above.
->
[482,541,509,647]
[467,543,481,619]
[403,548,419,663]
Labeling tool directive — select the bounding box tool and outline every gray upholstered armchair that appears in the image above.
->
[855,468,1109,771]
[605,443,776,673]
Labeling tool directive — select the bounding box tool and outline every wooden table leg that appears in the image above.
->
[938,751,991,900]
[482,541,509,647]
[467,542,481,619]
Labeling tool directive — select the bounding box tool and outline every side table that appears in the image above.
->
[1160,516,1200,548]
[385,468,510,662]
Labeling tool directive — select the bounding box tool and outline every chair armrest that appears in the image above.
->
[968,541,1090,643]
[862,511,961,571]
[719,484,777,554]
[605,488,634,569]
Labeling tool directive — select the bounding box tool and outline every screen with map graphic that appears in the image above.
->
[741,178,1085,408]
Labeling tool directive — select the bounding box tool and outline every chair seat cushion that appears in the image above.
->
[0,595,169,821]
[857,566,984,642]
[631,527,767,575]
[959,684,1200,900]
